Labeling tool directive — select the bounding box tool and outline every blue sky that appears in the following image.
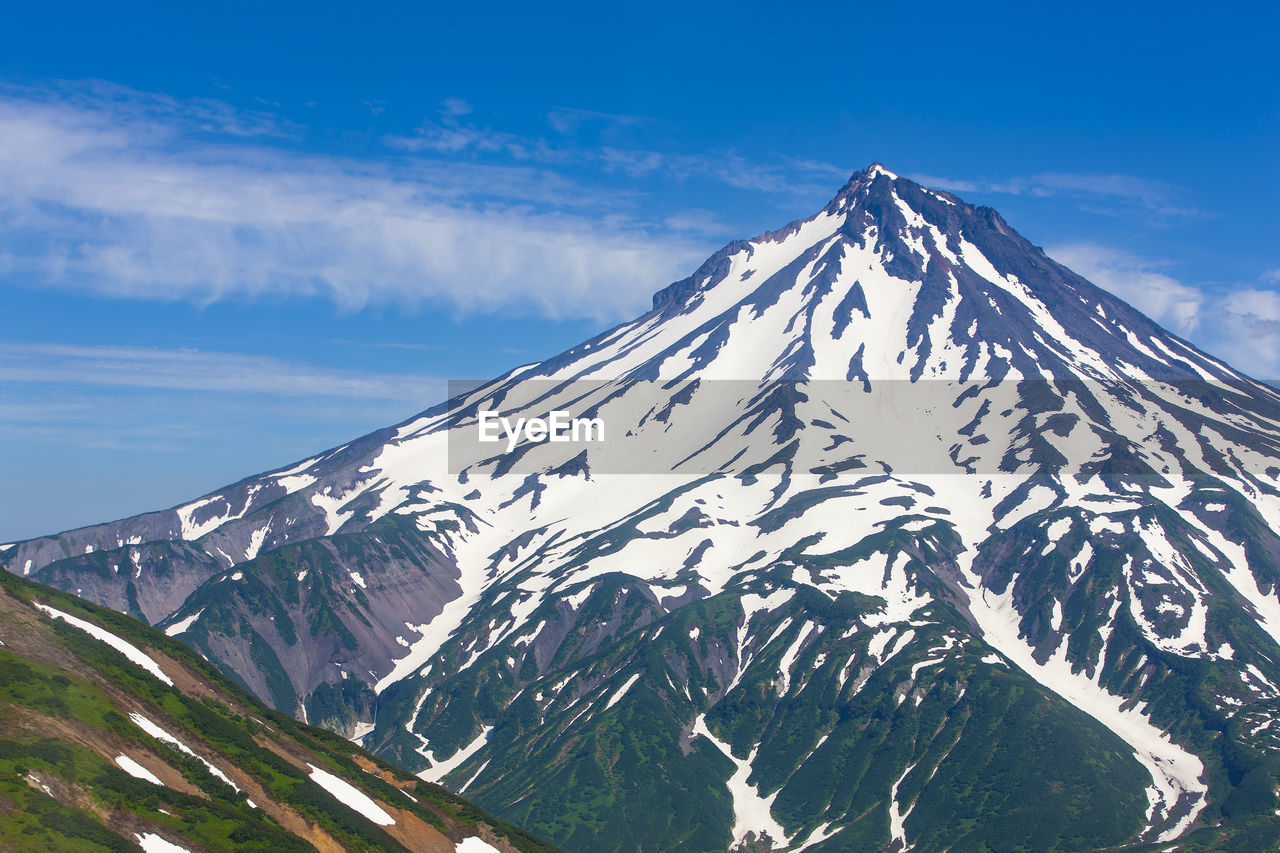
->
[1,0,1277,540]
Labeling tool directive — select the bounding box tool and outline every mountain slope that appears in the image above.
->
[0,567,560,853]
[8,164,1280,850]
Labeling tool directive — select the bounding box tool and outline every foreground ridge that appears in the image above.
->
[0,568,561,852]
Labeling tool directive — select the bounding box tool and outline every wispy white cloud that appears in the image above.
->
[909,174,981,193]
[439,98,473,118]
[1032,173,1197,216]
[0,342,446,402]
[386,117,529,156]
[2,79,300,139]
[912,171,1199,219]
[1212,289,1280,380]
[1048,244,1204,334]
[1050,244,1280,379]
[0,84,716,321]
[384,101,850,199]
[545,106,651,135]
[662,208,733,237]
[596,147,846,196]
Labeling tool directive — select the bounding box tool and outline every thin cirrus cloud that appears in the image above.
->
[0,341,450,461]
[0,342,447,403]
[911,171,1199,219]
[0,84,720,322]
[382,104,850,199]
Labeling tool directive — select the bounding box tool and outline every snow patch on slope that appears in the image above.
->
[307,762,395,826]
[134,834,191,853]
[164,609,203,637]
[36,604,173,686]
[129,713,243,796]
[693,714,789,850]
[456,838,503,853]
[417,725,493,785]
[115,754,163,785]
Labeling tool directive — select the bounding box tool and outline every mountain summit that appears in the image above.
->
[8,165,1280,851]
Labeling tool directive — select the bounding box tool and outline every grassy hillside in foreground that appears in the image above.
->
[0,568,561,853]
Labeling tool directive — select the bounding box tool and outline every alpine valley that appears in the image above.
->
[7,164,1280,852]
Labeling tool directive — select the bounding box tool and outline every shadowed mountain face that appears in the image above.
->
[7,164,1280,851]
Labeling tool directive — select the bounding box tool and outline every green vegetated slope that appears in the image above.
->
[366,533,1280,853]
[0,568,560,853]
[374,574,1156,852]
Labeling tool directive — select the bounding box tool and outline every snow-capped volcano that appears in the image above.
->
[8,164,1280,851]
